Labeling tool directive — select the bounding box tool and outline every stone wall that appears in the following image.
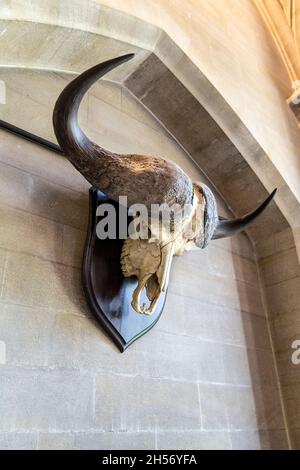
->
[256,229,300,449]
[0,70,288,449]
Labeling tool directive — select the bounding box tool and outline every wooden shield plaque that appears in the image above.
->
[82,187,167,352]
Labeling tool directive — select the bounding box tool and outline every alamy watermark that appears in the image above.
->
[0,79,5,105]
[95,196,200,242]
[291,340,300,365]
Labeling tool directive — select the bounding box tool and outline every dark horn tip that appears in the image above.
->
[211,188,278,241]
[122,53,135,60]
[271,188,277,198]
[113,53,135,67]
[262,188,277,208]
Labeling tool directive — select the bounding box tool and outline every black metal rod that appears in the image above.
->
[0,119,63,155]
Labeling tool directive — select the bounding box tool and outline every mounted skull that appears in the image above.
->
[53,54,276,315]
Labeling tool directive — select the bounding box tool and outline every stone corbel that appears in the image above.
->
[255,0,300,125]
[287,80,300,120]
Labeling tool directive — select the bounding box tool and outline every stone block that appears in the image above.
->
[0,304,54,367]
[270,311,300,385]
[275,349,299,386]
[258,429,289,450]
[290,428,300,450]
[0,161,88,230]
[230,429,288,450]
[94,373,139,432]
[281,383,300,430]
[94,374,201,432]
[0,248,7,295]
[202,246,259,287]
[157,431,231,450]
[212,233,255,261]
[241,313,271,350]
[0,368,93,431]
[184,297,219,341]
[155,292,185,335]
[2,252,87,314]
[201,375,284,433]
[222,345,252,386]
[0,129,87,194]
[255,228,295,260]
[230,430,261,450]
[246,348,278,387]
[223,345,277,388]
[270,309,300,349]
[259,248,300,287]
[74,431,155,450]
[0,432,37,450]
[62,225,86,268]
[90,80,122,110]
[49,314,137,374]
[0,20,146,81]
[87,93,165,156]
[199,384,230,430]
[37,432,74,450]
[135,331,225,383]
[0,203,64,263]
[0,339,6,364]
[226,387,257,431]
[121,88,165,134]
[170,261,265,316]
[2,69,84,146]
[265,277,300,315]
[1,81,57,142]
[184,298,270,349]
[195,340,226,384]
[253,385,285,431]
[138,378,201,432]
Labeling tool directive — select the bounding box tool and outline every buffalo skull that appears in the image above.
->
[53,54,276,315]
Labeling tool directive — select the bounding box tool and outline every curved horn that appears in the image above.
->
[212,189,277,240]
[52,53,194,209]
[53,54,134,158]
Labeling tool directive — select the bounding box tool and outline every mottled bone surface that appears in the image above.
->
[120,187,205,314]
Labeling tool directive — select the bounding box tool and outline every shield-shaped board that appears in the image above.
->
[82,187,167,351]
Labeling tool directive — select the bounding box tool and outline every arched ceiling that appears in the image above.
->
[0,0,299,250]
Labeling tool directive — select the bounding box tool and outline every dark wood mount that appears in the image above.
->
[82,188,166,352]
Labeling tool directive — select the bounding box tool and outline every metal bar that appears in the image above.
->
[0,119,63,155]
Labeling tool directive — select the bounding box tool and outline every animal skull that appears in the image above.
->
[53,54,277,315]
[120,184,206,314]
